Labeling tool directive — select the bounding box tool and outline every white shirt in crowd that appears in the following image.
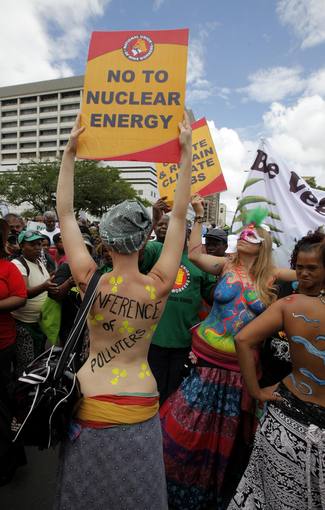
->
[43,227,61,245]
[11,258,49,323]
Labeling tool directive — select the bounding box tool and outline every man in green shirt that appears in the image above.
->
[142,211,216,404]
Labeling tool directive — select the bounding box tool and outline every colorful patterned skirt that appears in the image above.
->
[160,365,256,510]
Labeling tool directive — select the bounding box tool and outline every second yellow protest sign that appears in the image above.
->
[77,29,188,162]
[157,118,227,204]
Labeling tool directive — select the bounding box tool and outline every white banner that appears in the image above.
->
[232,139,325,266]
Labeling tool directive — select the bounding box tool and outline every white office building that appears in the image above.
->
[0,75,158,202]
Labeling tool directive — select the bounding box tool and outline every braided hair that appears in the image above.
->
[290,228,325,269]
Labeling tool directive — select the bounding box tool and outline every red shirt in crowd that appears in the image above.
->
[0,259,27,349]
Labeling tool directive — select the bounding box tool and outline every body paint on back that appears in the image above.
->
[292,313,320,326]
[110,367,128,385]
[289,372,313,395]
[291,336,325,365]
[299,368,325,386]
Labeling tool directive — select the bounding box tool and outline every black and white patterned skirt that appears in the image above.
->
[228,389,325,510]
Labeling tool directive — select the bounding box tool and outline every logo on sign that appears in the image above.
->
[123,35,154,61]
[172,265,190,294]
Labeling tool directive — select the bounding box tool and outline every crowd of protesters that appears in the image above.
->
[0,119,325,510]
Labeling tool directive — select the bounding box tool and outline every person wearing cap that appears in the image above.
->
[139,200,216,406]
[55,113,192,509]
[11,230,58,375]
[205,227,228,257]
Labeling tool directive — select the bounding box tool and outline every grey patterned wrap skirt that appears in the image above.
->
[227,393,325,510]
[54,414,168,510]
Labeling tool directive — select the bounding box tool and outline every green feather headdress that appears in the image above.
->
[242,207,268,227]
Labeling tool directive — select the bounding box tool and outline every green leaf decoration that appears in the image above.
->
[238,195,276,209]
[242,178,264,192]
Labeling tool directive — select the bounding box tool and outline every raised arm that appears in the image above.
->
[149,113,192,291]
[56,114,97,286]
[274,267,297,281]
[235,299,285,402]
[188,194,226,275]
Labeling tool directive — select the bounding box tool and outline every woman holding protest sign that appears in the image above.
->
[160,196,296,510]
[54,112,192,510]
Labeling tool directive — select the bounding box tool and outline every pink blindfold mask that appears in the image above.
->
[239,226,264,244]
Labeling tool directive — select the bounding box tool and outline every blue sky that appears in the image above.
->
[1,0,325,221]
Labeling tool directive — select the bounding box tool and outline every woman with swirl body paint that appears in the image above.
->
[160,196,296,510]
[228,234,325,510]
[54,113,192,510]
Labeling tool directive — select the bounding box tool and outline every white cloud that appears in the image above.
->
[277,0,325,48]
[0,0,110,87]
[153,0,165,11]
[207,121,256,224]
[263,95,325,185]
[241,66,305,103]
[305,68,325,96]
[187,24,219,103]
[240,65,325,104]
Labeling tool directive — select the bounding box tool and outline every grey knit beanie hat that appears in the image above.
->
[99,200,152,254]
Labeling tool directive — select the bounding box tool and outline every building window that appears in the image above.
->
[20,152,37,158]
[2,132,17,139]
[20,108,37,115]
[2,110,17,117]
[61,90,80,99]
[137,190,143,195]
[40,118,56,125]
[20,131,37,138]
[2,153,16,160]
[60,139,69,146]
[40,150,57,158]
[40,105,57,113]
[20,119,37,126]
[1,144,16,150]
[2,98,18,106]
[60,128,71,134]
[20,142,36,149]
[40,93,58,101]
[20,96,37,104]
[2,121,17,128]
[40,141,57,147]
[40,129,57,136]
[60,103,80,111]
[60,115,76,123]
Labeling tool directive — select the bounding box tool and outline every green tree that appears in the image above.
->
[0,159,149,216]
[303,176,325,191]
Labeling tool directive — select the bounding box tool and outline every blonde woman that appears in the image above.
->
[54,113,192,510]
[160,195,296,510]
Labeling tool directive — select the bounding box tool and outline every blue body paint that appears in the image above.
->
[289,372,313,395]
[299,368,325,386]
[292,313,320,325]
[291,336,325,365]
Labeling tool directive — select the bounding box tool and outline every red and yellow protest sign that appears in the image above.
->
[157,118,227,204]
[77,29,188,162]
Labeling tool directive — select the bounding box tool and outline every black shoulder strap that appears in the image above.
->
[53,270,101,381]
[17,256,30,277]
